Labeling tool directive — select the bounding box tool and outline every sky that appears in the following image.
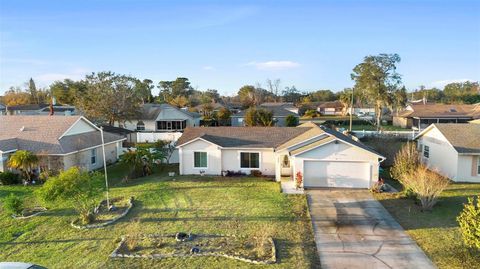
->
[0,0,479,96]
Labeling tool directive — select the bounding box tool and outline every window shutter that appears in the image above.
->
[472,156,479,177]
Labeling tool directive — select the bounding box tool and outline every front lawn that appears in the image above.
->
[0,166,320,269]
[374,182,480,269]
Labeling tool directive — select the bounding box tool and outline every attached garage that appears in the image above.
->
[303,160,371,188]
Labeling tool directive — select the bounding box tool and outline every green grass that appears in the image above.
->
[0,165,320,269]
[374,182,480,269]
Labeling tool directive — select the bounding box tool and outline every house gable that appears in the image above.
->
[62,117,98,137]
[156,106,193,121]
[294,139,380,162]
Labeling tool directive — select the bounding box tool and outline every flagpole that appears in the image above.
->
[100,127,110,209]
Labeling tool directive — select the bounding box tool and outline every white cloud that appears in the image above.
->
[34,68,89,86]
[429,78,476,88]
[246,60,300,70]
[202,66,215,70]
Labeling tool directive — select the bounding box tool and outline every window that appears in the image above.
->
[240,152,260,168]
[157,120,187,131]
[91,148,97,165]
[423,145,429,158]
[136,121,145,131]
[477,158,480,175]
[194,152,207,168]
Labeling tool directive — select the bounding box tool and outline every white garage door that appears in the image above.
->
[303,161,371,188]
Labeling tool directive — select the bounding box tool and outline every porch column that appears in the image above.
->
[275,154,281,182]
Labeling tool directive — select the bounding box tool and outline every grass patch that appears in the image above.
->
[374,181,480,269]
[0,165,320,268]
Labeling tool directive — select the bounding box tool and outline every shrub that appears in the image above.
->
[457,196,480,251]
[285,114,299,127]
[36,167,103,225]
[3,194,24,216]
[402,165,449,210]
[390,142,420,182]
[295,171,303,189]
[0,171,21,185]
[250,170,262,177]
[304,109,318,118]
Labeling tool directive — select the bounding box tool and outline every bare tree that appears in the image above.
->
[266,79,281,102]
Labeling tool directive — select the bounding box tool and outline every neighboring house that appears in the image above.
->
[393,103,480,130]
[316,101,344,115]
[176,122,384,188]
[0,116,125,173]
[121,103,201,132]
[193,102,225,115]
[415,123,480,183]
[260,102,299,114]
[4,104,77,116]
[230,106,299,127]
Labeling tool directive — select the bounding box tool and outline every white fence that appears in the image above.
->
[136,132,182,143]
[353,130,419,140]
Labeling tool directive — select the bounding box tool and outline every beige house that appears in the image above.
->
[0,116,125,173]
[393,103,480,130]
[415,123,480,183]
[176,122,384,189]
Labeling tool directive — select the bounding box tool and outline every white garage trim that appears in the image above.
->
[302,160,372,189]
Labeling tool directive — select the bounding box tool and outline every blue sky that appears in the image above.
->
[1,0,479,96]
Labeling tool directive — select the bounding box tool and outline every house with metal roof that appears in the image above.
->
[393,103,480,130]
[415,123,480,183]
[120,103,201,132]
[0,115,125,173]
[176,122,385,189]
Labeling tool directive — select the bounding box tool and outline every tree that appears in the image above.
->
[28,78,39,104]
[217,107,231,126]
[75,71,142,125]
[134,79,155,103]
[244,107,258,126]
[392,86,408,115]
[238,85,257,107]
[266,79,281,102]
[338,88,353,116]
[3,87,31,106]
[307,90,336,102]
[121,146,163,178]
[153,140,175,164]
[256,108,274,126]
[285,114,298,126]
[282,86,303,103]
[7,150,39,182]
[351,53,402,129]
[36,167,103,224]
[457,196,480,250]
[49,79,87,105]
[444,81,480,104]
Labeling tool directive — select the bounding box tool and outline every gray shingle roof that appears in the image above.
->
[398,103,479,118]
[431,123,480,154]
[0,116,124,154]
[140,103,200,120]
[177,127,311,148]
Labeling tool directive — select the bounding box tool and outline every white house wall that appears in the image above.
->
[457,155,480,183]
[62,143,118,171]
[417,127,458,179]
[292,141,380,187]
[222,148,276,176]
[179,139,222,175]
[64,119,97,136]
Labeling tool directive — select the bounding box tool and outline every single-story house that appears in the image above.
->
[193,102,225,115]
[415,123,480,183]
[260,102,299,114]
[176,122,385,188]
[316,101,344,115]
[5,104,77,116]
[0,115,125,173]
[120,103,201,132]
[393,103,480,130]
[230,106,299,127]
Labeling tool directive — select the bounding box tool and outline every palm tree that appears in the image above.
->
[7,150,39,182]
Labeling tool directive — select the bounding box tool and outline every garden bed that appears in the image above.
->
[71,197,134,229]
[12,206,48,219]
[110,233,276,265]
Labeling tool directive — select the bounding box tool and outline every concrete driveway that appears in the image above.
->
[307,189,436,269]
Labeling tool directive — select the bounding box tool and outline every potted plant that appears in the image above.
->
[295,171,303,190]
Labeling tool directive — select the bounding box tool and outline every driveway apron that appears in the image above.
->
[307,189,436,269]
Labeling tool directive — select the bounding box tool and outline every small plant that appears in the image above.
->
[295,171,303,189]
[124,219,142,252]
[403,165,449,210]
[457,196,480,251]
[0,171,20,185]
[3,194,24,216]
[252,224,274,257]
[250,170,262,177]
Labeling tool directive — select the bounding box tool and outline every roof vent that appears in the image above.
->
[19,126,25,132]
[450,108,457,112]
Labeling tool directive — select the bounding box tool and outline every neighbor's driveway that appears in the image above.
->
[307,189,436,269]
